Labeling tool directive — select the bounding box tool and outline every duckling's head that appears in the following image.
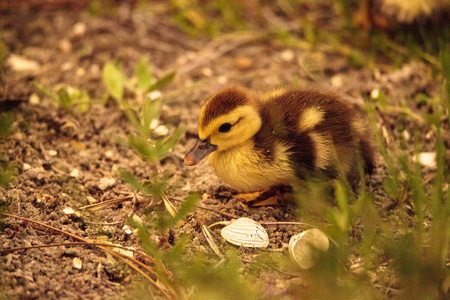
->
[185,87,261,166]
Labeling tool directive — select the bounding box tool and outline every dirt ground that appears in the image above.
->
[0,4,448,300]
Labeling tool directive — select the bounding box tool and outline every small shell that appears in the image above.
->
[221,217,269,248]
[289,228,329,269]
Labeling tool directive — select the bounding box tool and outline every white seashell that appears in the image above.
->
[289,228,329,269]
[220,217,269,248]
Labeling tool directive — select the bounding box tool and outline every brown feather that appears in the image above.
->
[200,87,251,128]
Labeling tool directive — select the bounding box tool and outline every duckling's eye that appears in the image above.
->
[218,123,232,133]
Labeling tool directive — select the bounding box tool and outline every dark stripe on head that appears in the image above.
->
[201,87,250,128]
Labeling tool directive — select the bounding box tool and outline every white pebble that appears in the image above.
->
[70,169,80,177]
[280,49,295,62]
[217,76,228,85]
[98,177,116,190]
[73,257,82,270]
[402,130,411,141]
[154,125,169,136]
[131,214,143,226]
[29,94,40,105]
[413,152,437,169]
[58,39,72,53]
[61,61,73,71]
[63,207,77,215]
[87,196,97,204]
[149,119,159,130]
[76,67,86,77]
[370,89,380,99]
[330,75,343,88]
[202,67,213,77]
[105,150,114,159]
[72,22,87,37]
[148,90,162,100]
[7,55,39,73]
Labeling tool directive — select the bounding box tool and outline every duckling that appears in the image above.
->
[184,86,375,193]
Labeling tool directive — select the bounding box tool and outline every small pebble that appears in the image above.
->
[7,55,39,73]
[76,67,86,77]
[29,94,40,105]
[61,61,73,71]
[105,150,114,159]
[131,214,143,226]
[58,39,72,53]
[154,125,168,136]
[86,196,97,204]
[98,177,116,190]
[280,49,295,62]
[72,257,82,270]
[72,22,87,37]
[234,56,253,69]
[202,67,213,77]
[70,169,80,177]
[330,75,343,87]
[148,90,162,100]
[413,152,437,169]
[370,89,380,99]
[217,76,227,85]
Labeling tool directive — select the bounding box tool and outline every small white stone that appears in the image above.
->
[105,150,114,159]
[76,67,86,77]
[29,94,40,105]
[72,22,87,36]
[122,225,132,235]
[402,130,411,141]
[63,207,75,214]
[58,39,72,53]
[217,76,228,85]
[87,196,97,204]
[73,257,82,270]
[201,67,213,77]
[182,181,191,191]
[48,150,58,157]
[154,125,169,136]
[23,163,31,171]
[148,90,162,100]
[70,169,79,177]
[149,119,159,130]
[131,214,143,226]
[370,89,380,99]
[330,75,343,88]
[7,55,39,73]
[413,152,437,169]
[61,61,73,71]
[89,64,100,76]
[98,177,116,190]
[280,49,295,62]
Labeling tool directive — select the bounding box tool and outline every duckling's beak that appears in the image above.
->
[184,138,217,166]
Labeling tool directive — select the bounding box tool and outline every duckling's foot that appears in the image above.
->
[233,186,293,206]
